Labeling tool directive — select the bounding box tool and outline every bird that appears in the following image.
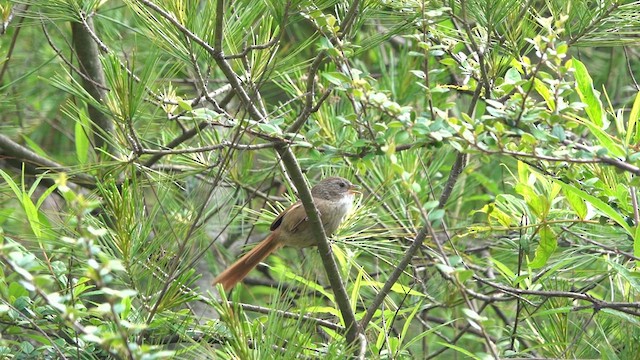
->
[213,177,359,291]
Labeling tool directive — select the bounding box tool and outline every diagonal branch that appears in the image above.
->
[277,145,363,351]
[360,221,430,329]
[0,133,95,187]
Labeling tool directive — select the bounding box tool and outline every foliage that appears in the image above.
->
[1,0,640,358]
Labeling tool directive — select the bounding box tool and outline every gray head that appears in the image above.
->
[311,177,359,200]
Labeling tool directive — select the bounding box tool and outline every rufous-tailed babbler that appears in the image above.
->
[213,177,359,291]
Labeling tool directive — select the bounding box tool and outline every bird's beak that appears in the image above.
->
[349,184,362,195]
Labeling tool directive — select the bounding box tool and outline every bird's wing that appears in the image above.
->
[271,201,310,233]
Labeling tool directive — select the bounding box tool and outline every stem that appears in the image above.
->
[71,14,113,153]
[277,145,363,351]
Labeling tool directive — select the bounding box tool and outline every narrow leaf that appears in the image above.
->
[534,78,555,110]
[635,225,640,267]
[528,224,556,268]
[630,91,640,144]
[75,111,90,165]
[558,181,632,236]
[606,259,640,293]
[565,188,588,220]
[570,58,604,126]
[578,117,625,159]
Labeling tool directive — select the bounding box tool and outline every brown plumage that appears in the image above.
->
[213,177,358,291]
[213,233,281,291]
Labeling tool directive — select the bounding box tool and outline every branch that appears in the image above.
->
[276,145,363,351]
[0,133,94,187]
[71,13,113,153]
[476,277,640,317]
[0,4,28,84]
[140,139,276,156]
[438,152,466,207]
[566,140,640,175]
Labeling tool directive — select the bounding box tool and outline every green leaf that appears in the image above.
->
[270,264,334,302]
[606,259,640,293]
[436,342,481,360]
[489,257,516,282]
[305,306,341,318]
[322,72,351,86]
[504,67,522,84]
[256,122,282,135]
[558,181,632,236]
[428,209,445,222]
[565,187,588,220]
[455,269,474,283]
[0,169,21,199]
[601,308,640,327]
[534,79,554,110]
[528,224,557,268]
[0,170,42,239]
[578,116,625,159]
[399,299,423,345]
[635,225,640,267]
[551,124,565,141]
[516,183,548,219]
[423,200,440,210]
[569,58,604,126]
[629,91,640,145]
[177,98,192,111]
[21,135,48,158]
[75,110,90,165]
[351,268,363,312]
[361,280,424,297]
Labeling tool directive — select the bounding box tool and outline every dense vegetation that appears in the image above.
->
[2,0,640,358]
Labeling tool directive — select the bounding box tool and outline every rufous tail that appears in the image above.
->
[213,234,281,291]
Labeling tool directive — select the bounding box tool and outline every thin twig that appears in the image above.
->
[231,302,344,331]
[139,140,277,155]
[0,4,28,84]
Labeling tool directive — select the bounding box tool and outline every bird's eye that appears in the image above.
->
[339,181,347,188]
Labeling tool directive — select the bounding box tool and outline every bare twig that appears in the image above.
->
[139,140,277,156]
[231,302,344,331]
[0,4,28,84]
[476,277,640,316]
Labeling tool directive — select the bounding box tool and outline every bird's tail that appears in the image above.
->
[213,234,281,291]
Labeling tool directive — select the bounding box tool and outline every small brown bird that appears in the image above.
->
[213,177,359,291]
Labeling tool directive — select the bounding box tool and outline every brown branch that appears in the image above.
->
[476,277,640,316]
[71,13,113,152]
[438,152,466,207]
[0,133,95,187]
[288,52,326,133]
[277,145,363,350]
[224,37,280,60]
[566,140,640,175]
